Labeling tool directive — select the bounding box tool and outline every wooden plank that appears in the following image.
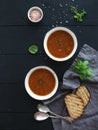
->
[0,26,98,82]
[0,113,53,129]
[0,26,98,54]
[0,83,39,112]
[0,54,74,82]
[0,0,97,25]
[0,26,49,54]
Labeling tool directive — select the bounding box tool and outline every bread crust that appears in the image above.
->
[64,94,84,119]
[64,86,90,120]
[76,86,90,107]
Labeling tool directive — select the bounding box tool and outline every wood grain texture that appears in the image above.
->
[0,26,98,54]
[0,0,98,129]
[0,0,97,25]
[0,113,53,129]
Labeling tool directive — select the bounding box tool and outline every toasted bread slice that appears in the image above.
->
[64,94,84,119]
[76,86,90,107]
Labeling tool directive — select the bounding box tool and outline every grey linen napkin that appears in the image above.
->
[43,44,98,130]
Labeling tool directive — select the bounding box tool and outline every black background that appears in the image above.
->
[0,0,98,129]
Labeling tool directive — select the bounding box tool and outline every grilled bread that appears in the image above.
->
[76,86,90,107]
[64,94,84,119]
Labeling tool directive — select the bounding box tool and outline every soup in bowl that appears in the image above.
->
[44,27,78,61]
[25,66,58,100]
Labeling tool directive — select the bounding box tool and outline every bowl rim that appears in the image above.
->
[44,26,78,61]
[24,66,58,100]
[27,6,43,23]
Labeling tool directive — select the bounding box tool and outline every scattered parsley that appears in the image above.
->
[73,59,93,80]
[70,6,87,22]
[28,45,38,54]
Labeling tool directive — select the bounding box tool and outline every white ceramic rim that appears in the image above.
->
[44,27,78,61]
[27,6,43,23]
[25,66,58,100]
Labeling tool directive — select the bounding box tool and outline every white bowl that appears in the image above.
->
[27,6,43,23]
[44,27,78,61]
[25,66,58,100]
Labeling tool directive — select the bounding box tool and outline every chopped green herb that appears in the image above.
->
[57,40,63,47]
[70,6,87,22]
[28,45,38,54]
[38,79,43,85]
[73,59,93,80]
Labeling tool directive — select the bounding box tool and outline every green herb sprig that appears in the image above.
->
[70,6,87,22]
[28,45,38,54]
[73,59,93,80]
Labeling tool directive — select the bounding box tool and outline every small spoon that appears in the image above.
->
[34,112,59,121]
[37,104,73,123]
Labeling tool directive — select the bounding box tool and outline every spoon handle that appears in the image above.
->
[49,114,73,123]
[49,115,60,119]
[49,111,73,123]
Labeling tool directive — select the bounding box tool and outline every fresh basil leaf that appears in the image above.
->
[80,69,87,75]
[28,45,38,54]
[70,6,87,22]
[74,15,78,19]
[83,60,89,66]
[81,64,88,69]
[86,75,91,80]
[73,59,93,81]
[87,69,93,75]
[74,65,80,69]
[80,75,85,80]
[77,59,83,66]
[79,18,83,22]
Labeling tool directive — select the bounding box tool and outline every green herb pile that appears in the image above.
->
[73,59,93,80]
[70,6,87,22]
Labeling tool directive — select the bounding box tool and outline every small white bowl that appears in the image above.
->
[44,27,78,61]
[27,6,43,23]
[25,66,58,100]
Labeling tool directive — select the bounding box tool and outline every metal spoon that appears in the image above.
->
[34,112,59,121]
[37,104,73,123]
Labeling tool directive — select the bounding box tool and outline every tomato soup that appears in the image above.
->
[47,30,74,58]
[29,68,55,96]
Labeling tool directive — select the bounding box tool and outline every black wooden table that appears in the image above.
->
[0,0,98,130]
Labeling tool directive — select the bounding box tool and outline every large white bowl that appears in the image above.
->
[44,27,78,61]
[25,66,58,100]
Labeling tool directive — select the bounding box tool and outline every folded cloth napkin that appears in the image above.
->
[43,44,98,130]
